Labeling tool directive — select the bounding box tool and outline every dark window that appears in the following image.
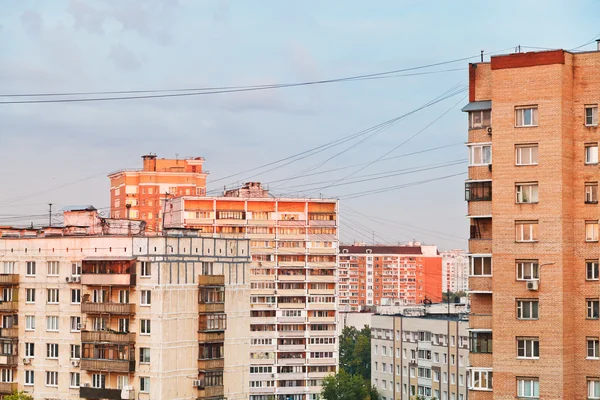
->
[470,332,492,353]
[465,181,492,201]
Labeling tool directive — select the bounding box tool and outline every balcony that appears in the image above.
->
[308,289,335,295]
[0,274,19,285]
[468,239,492,254]
[0,382,17,394]
[308,220,336,227]
[278,357,306,365]
[469,276,492,293]
[307,303,335,310]
[468,201,492,217]
[198,275,225,286]
[278,330,306,338]
[198,331,224,342]
[470,314,492,330]
[81,331,136,344]
[0,328,18,338]
[276,289,306,296]
[198,303,225,313]
[82,302,136,315]
[0,302,18,313]
[279,302,305,309]
[0,355,18,367]
[278,344,305,352]
[198,358,224,370]
[306,275,335,283]
[80,359,136,372]
[278,275,306,282]
[82,257,136,286]
[81,274,136,286]
[309,357,336,365]
[198,385,224,399]
[80,387,126,400]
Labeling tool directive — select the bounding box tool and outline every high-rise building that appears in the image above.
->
[338,245,442,312]
[164,182,339,400]
[465,47,600,399]
[0,206,250,400]
[108,154,207,232]
[441,250,469,294]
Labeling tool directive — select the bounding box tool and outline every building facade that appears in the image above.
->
[441,250,469,294]
[371,312,469,400]
[338,245,442,312]
[164,183,339,400]
[465,47,600,399]
[108,154,208,232]
[0,207,250,400]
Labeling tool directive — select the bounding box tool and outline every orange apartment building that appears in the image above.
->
[465,45,600,399]
[338,245,442,312]
[108,154,207,232]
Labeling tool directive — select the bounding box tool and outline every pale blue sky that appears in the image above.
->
[0,0,598,248]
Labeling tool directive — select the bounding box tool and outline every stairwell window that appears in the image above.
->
[515,221,538,242]
[516,183,538,203]
[586,105,599,126]
[468,144,492,166]
[586,221,599,242]
[517,337,539,359]
[517,378,539,398]
[516,260,539,280]
[515,106,538,127]
[588,338,599,359]
[586,182,598,204]
[586,144,599,164]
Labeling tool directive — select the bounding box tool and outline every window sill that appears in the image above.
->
[516,241,539,243]
[586,357,600,360]
[585,163,599,166]
[586,318,599,321]
[586,241,600,243]
[515,125,539,128]
[516,163,539,166]
[585,201,599,204]
[517,279,539,282]
[516,202,539,205]
[469,164,492,167]
[585,124,599,128]
[469,388,493,392]
[586,279,600,281]
[517,357,540,360]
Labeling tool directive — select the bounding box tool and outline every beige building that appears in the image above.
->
[0,206,250,400]
[370,311,469,400]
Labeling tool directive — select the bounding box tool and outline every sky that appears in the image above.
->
[0,0,598,250]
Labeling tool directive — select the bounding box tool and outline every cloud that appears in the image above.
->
[20,9,43,35]
[212,0,230,23]
[68,0,107,34]
[109,43,142,71]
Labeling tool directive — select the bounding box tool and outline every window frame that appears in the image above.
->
[24,370,34,386]
[586,182,599,204]
[26,261,36,277]
[515,106,539,127]
[517,337,540,359]
[586,221,600,242]
[585,105,599,127]
[45,371,58,387]
[516,378,539,398]
[468,109,492,129]
[515,221,539,242]
[46,288,59,304]
[516,260,539,281]
[465,181,492,202]
[515,182,539,204]
[515,144,539,166]
[70,372,80,388]
[26,288,35,304]
[587,299,599,319]
[517,300,539,320]
[469,369,493,391]
[589,379,600,400]
[587,337,599,359]
[586,143,599,165]
[587,260,599,281]
[141,319,151,335]
[468,144,492,166]
[140,290,152,306]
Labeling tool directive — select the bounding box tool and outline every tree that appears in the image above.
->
[5,391,33,400]
[442,291,466,303]
[338,325,371,381]
[321,369,378,400]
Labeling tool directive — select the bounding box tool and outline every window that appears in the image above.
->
[26,316,35,331]
[515,106,538,127]
[71,344,81,359]
[72,262,82,276]
[26,261,36,276]
[434,371,440,382]
[141,262,151,277]
[70,372,80,388]
[516,260,539,280]
[517,338,539,359]
[517,378,539,398]
[588,338,600,359]
[70,316,81,332]
[470,332,492,353]
[418,367,432,379]
[468,109,491,129]
[470,370,493,390]
[118,318,130,333]
[25,343,34,358]
[140,290,151,306]
[588,300,600,319]
[587,221,600,242]
[92,373,106,389]
[119,290,130,304]
[26,288,35,303]
[586,144,599,164]
[47,261,59,276]
[46,316,59,331]
[140,377,150,393]
[516,144,539,165]
[589,380,600,399]
[46,343,58,359]
[586,183,598,204]
[516,221,538,242]
[46,371,58,387]
[71,289,81,304]
[468,144,492,166]
[47,289,59,304]
[516,183,538,203]
[470,256,492,276]
[517,300,539,320]
[587,260,599,281]
[465,181,492,201]
[25,371,34,386]
[141,319,151,335]
[140,348,150,363]
[586,105,599,126]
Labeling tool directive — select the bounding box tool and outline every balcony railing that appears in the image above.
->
[0,328,18,338]
[0,355,18,367]
[80,387,125,400]
[198,275,225,286]
[0,274,19,285]
[81,274,136,286]
[0,382,17,394]
[198,385,224,399]
[81,331,136,343]
[198,303,225,313]
[197,358,224,370]
[470,313,493,330]
[82,302,136,315]
[80,358,136,372]
[0,302,18,312]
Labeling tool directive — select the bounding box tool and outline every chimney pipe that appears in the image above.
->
[597,39,600,51]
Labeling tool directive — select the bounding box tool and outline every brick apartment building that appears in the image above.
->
[465,45,600,399]
[338,245,442,312]
[0,206,250,400]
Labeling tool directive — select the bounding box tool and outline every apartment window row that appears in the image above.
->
[23,288,150,305]
[514,220,600,243]
[513,104,597,128]
[25,315,151,335]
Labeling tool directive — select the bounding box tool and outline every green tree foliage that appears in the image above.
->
[321,369,379,400]
[442,291,466,303]
[5,391,34,400]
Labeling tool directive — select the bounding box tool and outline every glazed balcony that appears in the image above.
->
[81,257,136,287]
[81,331,136,344]
[0,382,17,394]
[198,331,224,342]
[198,275,224,286]
[80,358,136,372]
[468,200,492,217]
[198,303,225,313]
[0,274,19,285]
[82,302,136,315]
[80,387,123,400]
[197,358,224,370]
[197,385,224,399]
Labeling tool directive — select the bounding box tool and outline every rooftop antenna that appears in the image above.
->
[48,203,52,227]
[480,50,484,62]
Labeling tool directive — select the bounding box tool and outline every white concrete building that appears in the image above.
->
[441,250,469,293]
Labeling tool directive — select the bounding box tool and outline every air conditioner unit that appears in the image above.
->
[65,277,72,283]
[526,280,539,291]
[192,380,202,388]
[77,323,82,330]
[23,358,31,365]
[74,276,81,283]
[71,360,80,367]
[487,127,492,135]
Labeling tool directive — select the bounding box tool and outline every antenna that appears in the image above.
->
[48,203,53,227]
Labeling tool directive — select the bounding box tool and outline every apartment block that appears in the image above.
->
[441,250,469,293]
[465,46,600,399]
[0,206,250,400]
[338,245,442,312]
[108,154,208,232]
[164,182,339,400]
[370,312,469,400]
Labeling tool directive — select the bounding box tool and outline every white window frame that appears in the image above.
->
[515,182,539,204]
[515,144,539,166]
[517,338,539,359]
[469,369,492,391]
[587,221,600,242]
[587,260,599,281]
[26,288,35,304]
[515,221,539,242]
[92,373,106,389]
[140,376,150,393]
[25,342,34,358]
[71,289,81,304]
[589,380,600,399]
[468,143,492,166]
[470,256,492,276]
[468,109,491,129]
[516,260,539,281]
[141,319,151,335]
[517,300,539,320]
[47,261,59,276]
[140,290,151,306]
[46,343,58,359]
[25,370,34,386]
[70,316,81,332]
[70,372,80,388]
[586,105,599,127]
[517,378,539,398]
[141,262,151,277]
[47,288,59,304]
[140,348,150,364]
[25,316,35,331]
[71,344,81,360]
[588,300,599,319]
[586,144,599,165]
[586,182,599,204]
[515,106,539,127]
[45,371,58,387]
[26,261,36,277]
[46,316,59,332]
[587,338,599,359]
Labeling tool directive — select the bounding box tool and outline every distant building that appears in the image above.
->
[0,206,250,400]
[338,244,442,312]
[441,250,469,293]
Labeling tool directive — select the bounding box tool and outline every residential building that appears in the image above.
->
[0,206,250,400]
[441,250,469,293]
[465,46,600,399]
[370,311,469,400]
[338,245,442,312]
[164,182,339,400]
[108,154,208,232]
